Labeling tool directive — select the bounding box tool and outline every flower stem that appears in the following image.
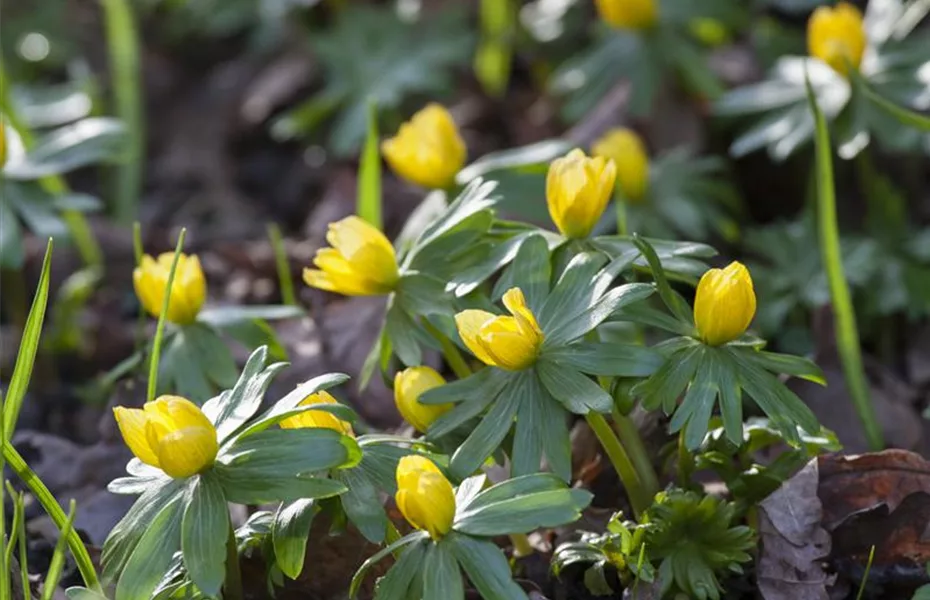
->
[146,228,187,402]
[267,223,297,306]
[224,523,244,600]
[615,193,628,236]
[585,412,649,518]
[611,406,659,498]
[421,319,472,379]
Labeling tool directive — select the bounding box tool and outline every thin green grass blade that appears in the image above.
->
[4,482,23,568]
[41,499,77,600]
[267,223,297,306]
[147,228,187,402]
[357,99,382,230]
[806,73,883,450]
[15,489,29,596]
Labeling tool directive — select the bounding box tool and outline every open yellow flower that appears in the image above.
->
[113,395,218,479]
[595,0,658,30]
[382,103,466,189]
[693,262,756,346]
[303,216,399,296]
[133,253,207,325]
[808,2,866,76]
[394,366,453,433]
[395,455,455,540]
[591,128,650,203]
[279,390,354,436]
[547,149,617,239]
[455,288,544,371]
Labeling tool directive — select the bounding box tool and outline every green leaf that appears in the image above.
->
[272,499,319,580]
[114,496,183,600]
[541,343,664,377]
[447,533,528,600]
[669,350,719,450]
[423,542,464,600]
[742,350,826,385]
[449,375,522,480]
[220,318,290,362]
[536,362,612,415]
[183,323,239,389]
[374,540,430,600]
[454,475,487,509]
[65,589,109,600]
[538,381,572,482]
[633,345,704,413]
[220,428,362,476]
[337,468,388,544]
[248,372,350,429]
[462,473,565,511]
[510,370,568,479]
[350,532,429,599]
[201,347,285,441]
[4,239,52,440]
[856,71,930,131]
[5,182,68,239]
[633,235,692,324]
[181,472,229,596]
[420,367,505,406]
[543,283,655,347]
[3,118,127,179]
[385,299,422,367]
[537,252,609,331]
[505,233,551,313]
[357,99,382,229]
[447,232,532,297]
[456,139,571,184]
[159,332,213,403]
[217,471,347,506]
[197,304,304,325]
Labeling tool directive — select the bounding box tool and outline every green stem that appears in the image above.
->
[585,412,649,518]
[615,193,628,237]
[509,533,533,558]
[267,223,297,306]
[611,407,659,498]
[2,442,101,591]
[224,523,244,600]
[147,229,187,402]
[422,319,472,379]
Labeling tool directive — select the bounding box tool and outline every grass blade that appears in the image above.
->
[267,223,297,306]
[356,99,382,229]
[147,228,187,402]
[42,499,78,600]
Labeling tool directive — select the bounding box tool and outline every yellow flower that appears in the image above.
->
[394,366,453,433]
[133,253,206,325]
[591,128,650,204]
[382,103,466,189]
[546,149,617,239]
[808,2,866,76]
[455,287,544,371]
[279,390,354,436]
[693,261,756,346]
[113,395,218,479]
[395,455,455,540]
[303,216,399,296]
[595,0,658,31]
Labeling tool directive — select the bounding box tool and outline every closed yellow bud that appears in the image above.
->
[808,2,866,76]
[133,253,207,325]
[595,0,658,30]
[455,287,544,371]
[303,216,399,296]
[279,390,354,436]
[546,149,617,239]
[394,366,453,433]
[382,104,466,189]
[113,395,218,478]
[693,262,756,346]
[395,456,455,540]
[591,128,650,203]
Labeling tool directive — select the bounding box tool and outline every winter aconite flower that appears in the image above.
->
[808,2,866,76]
[279,390,354,436]
[382,103,466,190]
[546,149,617,239]
[113,395,218,479]
[133,253,207,325]
[395,456,455,540]
[693,262,756,346]
[595,0,658,31]
[394,366,453,433]
[455,287,544,370]
[592,128,650,203]
[303,216,400,296]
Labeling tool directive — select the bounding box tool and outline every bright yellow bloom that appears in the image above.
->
[455,288,544,371]
[113,395,218,478]
[591,128,650,203]
[395,456,455,540]
[303,216,399,296]
[808,2,866,76]
[382,103,466,189]
[279,390,354,436]
[394,366,453,433]
[546,149,617,239]
[133,253,206,325]
[595,0,658,30]
[693,262,756,346]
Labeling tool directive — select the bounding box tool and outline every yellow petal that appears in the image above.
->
[807,2,865,75]
[546,149,616,239]
[395,456,455,540]
[382,104,466,189]
[133,253,206,324]
[394,366,451,433]
[454,310,499,366]
[280,390,354,436]
[693,262,756,346]
[478,318,539,371]
[155,426,219,478]
[595,0,658,30]
[113,407,160,467]
[502,287,544,342]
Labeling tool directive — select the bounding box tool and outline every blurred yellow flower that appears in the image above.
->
[395,455,455,540]
[693,262,756,346]
[455,287,543,370]
[547,149,617,238]
[279,390,354,436]
[133,252,206,325]
[113,395,218,479]
[394,366,453,433]
[591,128,650,203]
[382,103,466,189]
[303,216,399,296]
[808,2,866,76]
[595,0,658,30]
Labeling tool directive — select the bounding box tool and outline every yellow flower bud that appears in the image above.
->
[133,253,207,325]
[303,216,400,296]
[382,103,466,189]
[455,287,544,371]
[395,455,455,540]
[807,2,866,76]
[279,390,354,436]
[394,366,453,433]
[595,0,658,31]
[546,149,617,239]
[113,395,218,479]
[693,261,756,346]
[591,128,650,204]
